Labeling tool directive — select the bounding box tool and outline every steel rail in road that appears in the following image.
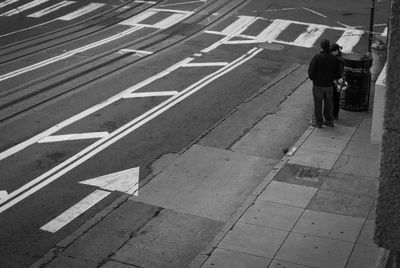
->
[0,0,158,63]
[0,0,250,122]
[0,0,146,51]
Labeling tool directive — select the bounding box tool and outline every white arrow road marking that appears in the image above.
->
[38,132,110,143]
[57,2,105,21]
[28,0,75,18]
[79,167,140,195]
[1,0,52,16]
[0,48,262,214]
[40,190,110,233]
[0,191,8,203]
[123,91,179,98]
[40,167,139,233]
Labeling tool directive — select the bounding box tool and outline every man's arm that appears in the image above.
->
[308,56,316,80]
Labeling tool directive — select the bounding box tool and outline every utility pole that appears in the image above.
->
[368,0,376,53]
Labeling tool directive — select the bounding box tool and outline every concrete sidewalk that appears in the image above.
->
[194,106,380,267]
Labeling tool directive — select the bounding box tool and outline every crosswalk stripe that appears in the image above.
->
[336,29,364,53]
[119,10,157,26]
[28,0,75,18]
[292,24,326,47]
[57,2,104,21]
[1,0,52,16]
[153,13,188,29]
[256,19,291,42]
[0,0,20,9]
[221,15,256,35]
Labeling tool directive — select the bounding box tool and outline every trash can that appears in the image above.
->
[340,54,373,111]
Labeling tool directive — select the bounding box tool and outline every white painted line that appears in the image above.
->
[193,53,202,57]
[123,91,178,98]
[0,191,8,203]
[79,167,140,195]
[38,132,109,143]
[336,29,363,53]
[382,27,388,36]
[301,7,327,18]
[134,0,157,3]
[263,7,298,12]
[40,190,110,233]
[0,19,56,38]
[0,0,21,9]
[0,58,193,161]
[119,49,153,55]
[292,24,326,48]
[0,48,262,214]
[150,8,192,14]
[154,13,188,29]
[28,1,75,18]
[57,3,105,21]
[0,26,142,82]
[160,0,206,7]
[221,15,256,35]
[256,19,291,42]
[202,16,258,52]
[182,62,228,67]
[119,10,157,26]
[2,0,52,16]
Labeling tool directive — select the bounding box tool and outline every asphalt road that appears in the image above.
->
[0,0,389,266]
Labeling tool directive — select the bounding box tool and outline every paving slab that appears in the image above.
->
[60,200,160,264]
[307,190,375,218]
[351,127,372,143]
[368,199,376,220]
[321,172,378,197]
[302,135,349,155]
[275,233,354,268]
[259,181,317,208]
[202,248,270,268]
[232,115,309,159]
[218,222,288,258]
[292,210,364,242]
[342,140,381,159]
[332,155,380,178]
[268,259,315,268]
[334,110,365,128]
[112,208,224,268]
[133,144,277,221]
[239,200,303,231]
[46,255,98,268]
[311,124,356,140]
[273,164,325,188]
[345,244,381,268]
[100,260,137,268]
[357,220,376,247]
[288,147,340,170]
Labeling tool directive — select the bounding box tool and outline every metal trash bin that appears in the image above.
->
[340,54,373,111]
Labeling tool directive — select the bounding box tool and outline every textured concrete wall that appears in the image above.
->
[374,0,400,251]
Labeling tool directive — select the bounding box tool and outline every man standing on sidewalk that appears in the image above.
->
[308,39,341,128]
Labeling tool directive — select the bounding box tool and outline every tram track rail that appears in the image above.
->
[0,0,251,123]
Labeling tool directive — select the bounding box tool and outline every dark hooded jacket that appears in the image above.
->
[308,50,341,87]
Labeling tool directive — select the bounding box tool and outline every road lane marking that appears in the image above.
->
[0,48,262,214]
[292,24,326,47]
[1,0,52,16]
[0,0,21,8]
[336,29,363,53]
[119,10,158,26]
[0,26,143,82]
[123,91,179,98]
[28,0,75,18]
[182,62,228,67]
[0,58,192,162]
[57,2,105,21]
[38,132,110,143]
[160,0,206,7]
[119,49,154,55]
[40,190,110,233]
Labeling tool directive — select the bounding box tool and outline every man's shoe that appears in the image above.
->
[323,121,334,127]
[310,121,322,128]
